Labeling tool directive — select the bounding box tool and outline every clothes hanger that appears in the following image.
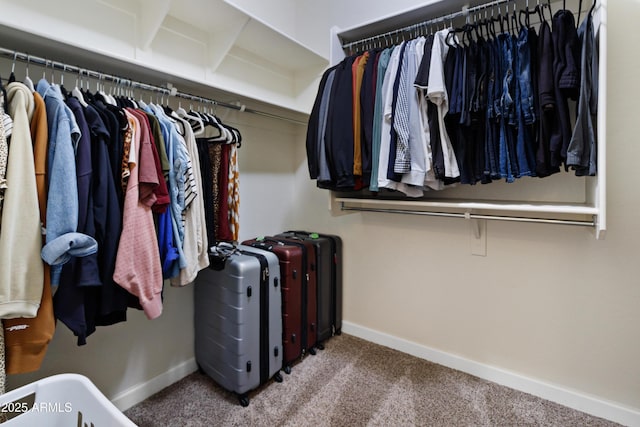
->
[520,0,541,29]
[8,52,17,84]
[469,9,482,41]
[510,1,518,35]
[196,107,224,141]
[222,120,242,146]
[577,0,584,27]
[59,65,72,99]
[107,80,118,105]
[71,69,89,107]
[0,70,7,111]
[176,101,205,136]
[496,2,507,34]
[445,28,460,48]
[212,110,237,144]
[490,3,503,35]
[96,74,115,106]
[536,0,547,24]
[214,114,235,143]
[137,86,149,109]
[125,81,138,108]
[588,0,597,17]
[22,54,35,92]
[41,60,49,83]
[80,72,95,103]
[487,6,495,38]
[113,78,127,108]
[476,7,487,41]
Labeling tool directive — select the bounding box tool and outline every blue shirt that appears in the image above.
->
[37,79,80,286]
[146,105,188,274]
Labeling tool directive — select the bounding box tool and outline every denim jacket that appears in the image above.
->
[37,79,95,285]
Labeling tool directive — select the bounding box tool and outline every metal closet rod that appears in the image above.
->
[340,204,596,227]
[0,47,307,126]
[341,0,522,51]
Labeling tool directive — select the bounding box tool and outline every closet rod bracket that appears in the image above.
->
[466,213,483,240]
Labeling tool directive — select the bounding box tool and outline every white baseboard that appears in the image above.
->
[110,358,198,412]
[342,321,640,427]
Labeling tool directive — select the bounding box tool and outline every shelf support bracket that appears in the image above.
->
[137,0,171,51]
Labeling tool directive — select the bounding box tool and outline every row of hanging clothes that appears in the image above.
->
[306,0,600,197]
[0,55,242,378]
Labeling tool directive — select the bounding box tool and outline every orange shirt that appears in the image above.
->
[352,52,369,177]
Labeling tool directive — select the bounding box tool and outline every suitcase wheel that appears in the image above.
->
[284,365,292,375]
[309,347,317,356]
[239,395,250,407]
[274,372,283,383]
[196,363,205,374]
[316,343,325,351]
[335,328,342,336]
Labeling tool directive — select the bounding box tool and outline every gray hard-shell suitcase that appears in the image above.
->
[194,243,283,407]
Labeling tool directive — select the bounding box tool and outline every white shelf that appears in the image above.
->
[0,0,328,115]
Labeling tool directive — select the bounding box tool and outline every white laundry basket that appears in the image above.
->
[0,373,136,426]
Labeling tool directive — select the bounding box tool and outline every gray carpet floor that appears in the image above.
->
[124,334,620,426]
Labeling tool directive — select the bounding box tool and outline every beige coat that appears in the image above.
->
[0,83,44,318]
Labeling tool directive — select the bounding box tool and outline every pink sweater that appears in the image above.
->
[113,111,163,319]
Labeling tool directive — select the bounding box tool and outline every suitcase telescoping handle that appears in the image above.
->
[253,237,286,247]
[208,242,240,270]
[250,241,274,250]
[286,231,320,239]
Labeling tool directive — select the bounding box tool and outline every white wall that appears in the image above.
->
[292,0,640,421]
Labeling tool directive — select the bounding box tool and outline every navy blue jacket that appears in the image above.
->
[83,104,128,335]
[54,97,100,345]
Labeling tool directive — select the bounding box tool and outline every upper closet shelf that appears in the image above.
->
[0,0,329,116]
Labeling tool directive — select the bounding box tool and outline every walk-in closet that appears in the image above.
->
[0,0,637,425]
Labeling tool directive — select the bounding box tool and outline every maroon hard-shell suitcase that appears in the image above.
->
[266,236,318,357]
[242,237,314,374]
